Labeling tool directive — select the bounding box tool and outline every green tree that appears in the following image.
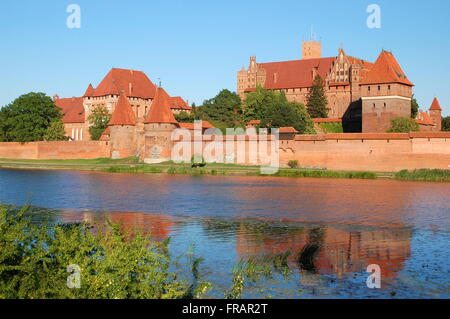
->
[88,106,111,140]
[43,119,67,141]
[174,111,195,123]
[0,92,62,142]
[387,117,420,133]
[411,94,419,119]
[442,116,450,131]
[244,86,315,134]
[306,75,329,118]
[199,89,242,127]
[243,85,286,122]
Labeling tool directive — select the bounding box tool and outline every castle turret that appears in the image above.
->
[108,91,137,159]
[429,97,442,131]
[143,87,179,163]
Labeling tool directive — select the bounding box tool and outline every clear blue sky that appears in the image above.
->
[1,0,449,115]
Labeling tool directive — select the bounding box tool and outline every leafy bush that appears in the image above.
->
[387,117,419,133]
[0,205,208,299]
[287,160,298,168]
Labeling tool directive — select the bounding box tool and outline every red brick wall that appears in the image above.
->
[0,141,110,160]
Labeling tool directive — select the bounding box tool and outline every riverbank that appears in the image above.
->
[0,158,448,182]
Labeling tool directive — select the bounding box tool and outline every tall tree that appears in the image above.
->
[199,89,242,127]
[306,75,329,118]
[411,94,419,119]
[243,85,286,122]
[0,92,62,142]
[88,106,111,140]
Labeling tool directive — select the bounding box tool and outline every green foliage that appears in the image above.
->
[198,90,242,128]
[306,75,330,118]
[0,205,210,299]
[411,94,419,119]
[287,160,298,169]
[43,120,67,141]
[0,92,63,142]
[442,116,450,131]
[395,169,450,182]
[319,122,343,133]
[244,86,315,134]
[174,111,196,123]
[387,117,420,133]
[88,106,111,140]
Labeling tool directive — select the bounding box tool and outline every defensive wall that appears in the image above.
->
[0,141,110,160]
[0,132,449,172]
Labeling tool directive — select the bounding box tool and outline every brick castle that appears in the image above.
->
[2,40,446,171]
[237,40,442,133]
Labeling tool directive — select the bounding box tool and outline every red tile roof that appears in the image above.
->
[415,111,435,126]
[248,120,261,125]
[55,97,85,124]
[179,121,215,130]
[83,84,95,97]
[313,118,342,123]
[93,68,157,99]
[145,88,178,124]
[279,127,298,133]
[362,51,413,86]
[429,97,442,111]
[169,96,192,110]
[258,57,336,90]
[108,92,136,126]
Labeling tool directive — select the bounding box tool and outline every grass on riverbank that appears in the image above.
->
[0,156,140,165]
[395,169,450,182]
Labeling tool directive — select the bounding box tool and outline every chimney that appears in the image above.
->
[129,82,133,95]
[273,73,278,84]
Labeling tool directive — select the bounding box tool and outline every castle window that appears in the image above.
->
[373,103,376,108]
[388,85,391,90]
[378,86,381,91]
[384,103,386,108]
[368,86,371,92]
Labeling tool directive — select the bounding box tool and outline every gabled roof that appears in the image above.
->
[258,57,336,89]
[145,88,178,124]
[169,96,192,110]
[429,97,442,111]
[83,84,95,97]
[415,110,435,126]
[55,97,85,124]
[362,51,413,86]
[108,92,136,126]
[93,68,157,99]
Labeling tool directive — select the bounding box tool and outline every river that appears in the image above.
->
[0,168,449,298]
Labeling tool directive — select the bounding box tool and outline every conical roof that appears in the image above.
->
[108,92,136,126]
[429,97,442,111]
[145,88,178,124]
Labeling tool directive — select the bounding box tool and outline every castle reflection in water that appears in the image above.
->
[59,210,412,282]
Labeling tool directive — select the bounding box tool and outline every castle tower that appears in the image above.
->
[302,40,322,60]
[143,87,179,163]
[360,51,414,133]
[108,91,137,159]
[429,97,442,131]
